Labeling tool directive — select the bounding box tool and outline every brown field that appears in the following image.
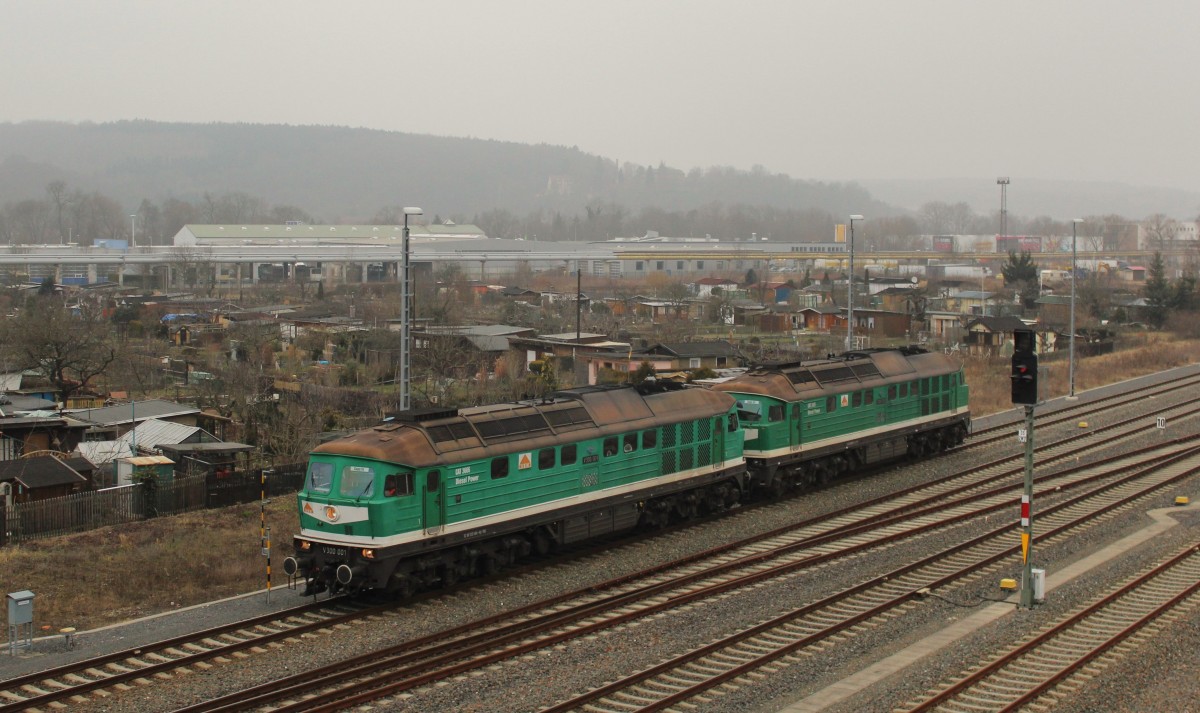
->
[2,334,1196,635]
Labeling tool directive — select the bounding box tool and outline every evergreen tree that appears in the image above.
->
[1001,250,1039,309]
[1171,272,1197,311]
[1143,252,1171,328]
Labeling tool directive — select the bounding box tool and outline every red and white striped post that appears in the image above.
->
[1019,405,1036,609]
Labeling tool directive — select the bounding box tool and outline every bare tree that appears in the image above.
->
[0,296,121,404]
[46,180,73,244]
[169,245,217,293]
[9,199,50,244]
[1142,213,1179,251]
[918,202,953,235]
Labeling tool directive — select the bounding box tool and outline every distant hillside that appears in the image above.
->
[0,121,892,223]
[861,177,1200,221]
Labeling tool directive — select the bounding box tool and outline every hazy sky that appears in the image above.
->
[4,1,1198,191]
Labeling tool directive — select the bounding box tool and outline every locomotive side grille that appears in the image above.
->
[662,450,677,474]
[425,421,481,445]
[473,413,552,441]
[544,406,595,429]
[851,363,882,379]
[785,369,818,385]
[813,366,857,383]
[698,442,711,466]
[450,422,476,440]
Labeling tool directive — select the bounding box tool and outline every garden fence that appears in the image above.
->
[0,463,307,546]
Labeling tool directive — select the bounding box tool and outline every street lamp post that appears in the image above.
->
[400,207,423,411]
[993,177,1010,318]
[130,214,137,249]
[1069,218,1083,399]
[846,215,864,351]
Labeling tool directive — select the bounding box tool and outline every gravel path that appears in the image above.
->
[8,365,1200,713]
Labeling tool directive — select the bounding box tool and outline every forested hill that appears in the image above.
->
[0,120,889,225]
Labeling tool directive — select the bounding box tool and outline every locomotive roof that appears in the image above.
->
[712,347,962,401]
[311,382,735,468]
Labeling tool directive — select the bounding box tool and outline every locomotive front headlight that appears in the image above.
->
[361,549,375,559]
[297,539,311,550]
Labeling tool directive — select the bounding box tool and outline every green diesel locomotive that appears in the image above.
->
[284,381,746,596]
[713,347,970,495]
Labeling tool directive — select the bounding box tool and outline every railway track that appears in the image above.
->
[0,600,381,713]
[5,375,1195,712]
[967,371,1200,446]
[534,450,1200,713]
[167,439,1200,711]
[897,542,1200,713]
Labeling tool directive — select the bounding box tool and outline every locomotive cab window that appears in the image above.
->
[339,465,375,498]
[865,390,874,405]
[728,413,739,431]
[736,400,762,422]
[889,385,897,400]
[424,471,439,493]
[538,448,556,470]
[826,396,835,412]
[768,405,784,422]
[491,457,509,479]
[562,444,577,465]
[306,462,334,494]
[384,472,414,498]
[604,437,619,457]
[642,429,657,448]
[623,434,637,453]
[852,392,862,407]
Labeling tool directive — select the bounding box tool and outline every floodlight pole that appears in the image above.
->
[846,215,864,351]
[1068,218,1082,399]
[400,207,422,411]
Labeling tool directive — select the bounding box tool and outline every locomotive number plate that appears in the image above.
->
[321,546,347,557]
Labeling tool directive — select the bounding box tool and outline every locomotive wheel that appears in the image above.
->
[388,575,416,599]
[479,553,501,576]
[441,564,460,588]
[532,529,553,556]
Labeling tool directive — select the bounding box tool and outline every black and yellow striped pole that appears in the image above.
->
[261,469,273,603]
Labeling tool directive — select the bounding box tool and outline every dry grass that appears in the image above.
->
[2,336,1195,635]
[0,498,298,633]
[964,334,1200,416]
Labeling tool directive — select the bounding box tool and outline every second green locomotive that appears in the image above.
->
[713,346,969,495]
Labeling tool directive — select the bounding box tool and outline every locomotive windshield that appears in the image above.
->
[341,465,376,498]
[306,461,334,494]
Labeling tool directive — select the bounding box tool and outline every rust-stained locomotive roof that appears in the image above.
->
[713,347,962,402]
[311,383,735,468]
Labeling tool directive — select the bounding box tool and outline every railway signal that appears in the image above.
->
[1010,329,1038,405]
